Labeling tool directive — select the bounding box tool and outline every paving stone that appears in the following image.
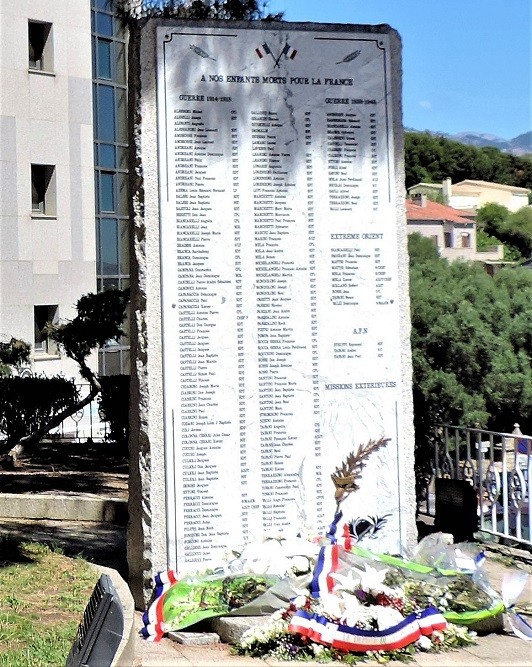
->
[168,631,220,645]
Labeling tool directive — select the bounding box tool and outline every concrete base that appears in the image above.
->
[0,493,127,524]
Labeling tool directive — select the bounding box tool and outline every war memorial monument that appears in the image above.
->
[127,20,416,605]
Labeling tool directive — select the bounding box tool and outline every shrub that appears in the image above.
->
[0,376,79,445]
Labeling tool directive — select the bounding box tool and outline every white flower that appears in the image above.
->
[238,615,287,648]
[416,635,432,651]
[373,604,404,631]
[359,565,396,597]
[318,593,344,620]
[312,643,325,656]
[339,592,371,628]
[330,568,362,593]
[265,555,292,575]
[432,630,444,645]
[290,555,311,575]
[292,595,308,609]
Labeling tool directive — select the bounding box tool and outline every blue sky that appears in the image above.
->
[266,0,531,139]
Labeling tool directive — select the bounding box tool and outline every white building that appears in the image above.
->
[0,0,129,379]
[409,178,530,213]
[406,195,504,262]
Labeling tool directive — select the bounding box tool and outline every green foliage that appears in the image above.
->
[405,132,532,190]
[0,289,129,459]
[0,338,31,377]
[116,0,283,20]
[507,206,532,257]
[475,202,509,232]
[97,374,130,455]
[476,203,532,260]
[0,376,79,445]
[407,233,440,266]
[475,229,500,251]
[48,289,129,377]
[409,256,532,496]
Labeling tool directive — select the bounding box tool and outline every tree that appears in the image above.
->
[409,254,532,499]
[407,233,439,266]
[115,0,283,21]
[404,132,532,191]
[476,203,532,260]
[507,207,532,257]
[0,289,129,466]
[0,338,31,377]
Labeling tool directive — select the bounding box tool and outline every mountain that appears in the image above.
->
[406,129,532,156]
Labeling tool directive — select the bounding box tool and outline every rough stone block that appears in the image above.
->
[208,616,270,644]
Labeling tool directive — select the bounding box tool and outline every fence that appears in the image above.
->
[47,384,109,442]
[418,423,531,547]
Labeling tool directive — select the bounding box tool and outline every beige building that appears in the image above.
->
[406,194,504,262]
[409,178,531,213]
[0,0,97,378]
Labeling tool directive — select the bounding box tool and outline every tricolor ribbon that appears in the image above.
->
[288,606,447,652]
[141,570,179,641]
[310,513,354,598]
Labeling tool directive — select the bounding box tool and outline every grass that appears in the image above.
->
[0,540,99,667]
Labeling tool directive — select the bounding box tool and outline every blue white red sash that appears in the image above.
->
[288,606,447,652]
[141,569,179,641]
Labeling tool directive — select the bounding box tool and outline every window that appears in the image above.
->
[31,164,56,215]
[28,21,53,71]
[460,233,471,248]
[444,231,452,248]
[96,38,113,79]
[34,305,58,355]
[92,0,129,377]
[99,171,115,212]
[96,84,116,141]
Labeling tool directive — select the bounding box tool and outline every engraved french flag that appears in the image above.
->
[282,42,298,59]
[255,43,272,58]
[255,42,297,61]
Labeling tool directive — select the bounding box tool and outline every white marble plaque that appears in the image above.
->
[156,24,411,573]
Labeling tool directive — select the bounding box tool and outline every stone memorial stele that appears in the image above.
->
[128,19,416,606]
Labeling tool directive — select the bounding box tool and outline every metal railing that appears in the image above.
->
[0,383,109,445]
[419,423,531,547]
[47,384,109,443]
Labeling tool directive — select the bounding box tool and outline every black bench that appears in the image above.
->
[66,573,124,667]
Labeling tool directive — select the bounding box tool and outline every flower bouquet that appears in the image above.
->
[141,570,278,640]
[235,559,477,662]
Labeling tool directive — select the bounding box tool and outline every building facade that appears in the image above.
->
[0,0,128,378]
[408,178,531,213]
[0,0,97,378]
[91,0,130,376]
[406,194,504,262]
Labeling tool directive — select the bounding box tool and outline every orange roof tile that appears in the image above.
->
[406,198,472,225]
